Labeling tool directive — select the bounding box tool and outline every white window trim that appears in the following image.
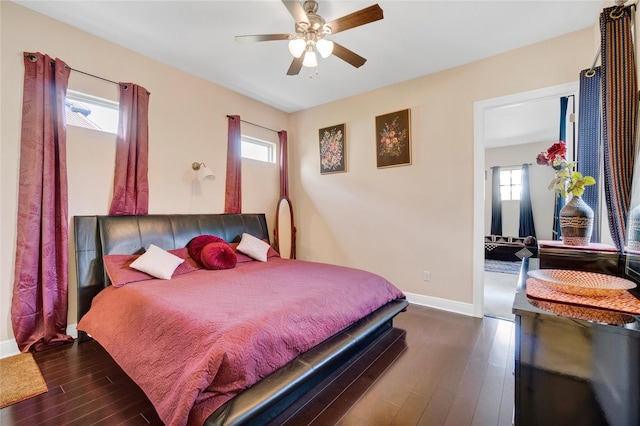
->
[241,135,277,164]
[66,90,119,134]
[67,90,119,109]
[500,168,522,201]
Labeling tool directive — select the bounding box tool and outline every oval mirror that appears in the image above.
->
[275,197,295,259]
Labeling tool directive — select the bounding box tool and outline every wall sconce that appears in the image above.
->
[192,162,215,181]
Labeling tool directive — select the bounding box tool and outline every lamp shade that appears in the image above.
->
[316,39,334,58]
[302,49,318,67]
[288,38,306,58]
[198,165,215,181]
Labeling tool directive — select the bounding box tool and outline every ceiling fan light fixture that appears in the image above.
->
[288,38,306,58]
[302,48,318,67]
[316,38,334,58]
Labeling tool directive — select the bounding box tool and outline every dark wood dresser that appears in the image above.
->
[512,252,640,426]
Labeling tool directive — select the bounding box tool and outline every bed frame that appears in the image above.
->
[74,213,408,426]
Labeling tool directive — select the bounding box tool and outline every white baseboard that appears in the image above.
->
[405,292,479,317]
[0,339,20,359]
[0,324,78,359]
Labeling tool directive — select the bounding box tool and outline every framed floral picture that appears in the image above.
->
[375,109,411,168]
[319,123,346,174]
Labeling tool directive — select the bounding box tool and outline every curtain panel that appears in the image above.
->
[519,164,537,238]
[224,115,242,214]
[12,52,74,352]
[578,67,602,242]
[553,97,569,240]
[109,83,150,215]
[278,130,289,198]
[490,167,502,236]
[601,5,638,249]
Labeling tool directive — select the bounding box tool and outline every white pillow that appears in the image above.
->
[129,244,184,280]
[236,233,271,262]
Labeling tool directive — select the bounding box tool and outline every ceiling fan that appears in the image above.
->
[235,0,384,76]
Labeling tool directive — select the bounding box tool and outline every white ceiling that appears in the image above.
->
[14,0,604,117]
[484,96,561,148]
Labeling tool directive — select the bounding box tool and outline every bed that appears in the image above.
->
[74,213,407,426]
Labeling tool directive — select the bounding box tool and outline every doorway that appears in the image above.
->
[473,82,579,318]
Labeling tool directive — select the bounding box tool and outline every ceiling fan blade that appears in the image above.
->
[235,34,291,43]
[287,57,304,75]
[332,42,367,68]
[282,0,309,25]
[325,4,383,35]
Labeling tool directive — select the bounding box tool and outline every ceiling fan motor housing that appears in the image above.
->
[296,0,330,40]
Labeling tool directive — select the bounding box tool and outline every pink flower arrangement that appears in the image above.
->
[536,141,567,167]
[537,141,595,197]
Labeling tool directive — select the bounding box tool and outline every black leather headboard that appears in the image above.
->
[74,214,269,327]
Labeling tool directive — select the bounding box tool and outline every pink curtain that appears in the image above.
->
[224,115,242,214]
[278,130,289,198]
[109,83,150,215]
[12,52,74,352]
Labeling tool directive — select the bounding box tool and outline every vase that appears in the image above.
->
[559,195,594,246]
[627,205,640,251]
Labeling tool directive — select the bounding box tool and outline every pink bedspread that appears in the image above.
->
[77,258,404,426]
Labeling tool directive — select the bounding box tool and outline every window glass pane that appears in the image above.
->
[500,186,511,201]
[242,141,270,162]
[511,170,522,185]
[241,136,276,163]
[65,90,118,134]
[500,170,511,185]
[497,169,524,200]
[512,185,521,200]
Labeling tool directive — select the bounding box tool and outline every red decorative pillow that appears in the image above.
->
[200,242,237,270]
[187,234,225,264]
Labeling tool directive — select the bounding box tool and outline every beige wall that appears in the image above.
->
[1,2,288,345]
[289,28,594,309]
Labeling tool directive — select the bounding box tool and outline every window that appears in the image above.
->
[241,136,276,163]
[65,90,119,134]
[500,168,521,201]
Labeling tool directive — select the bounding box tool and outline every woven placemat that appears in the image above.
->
[527,278,640,315]
[0,352,48,408]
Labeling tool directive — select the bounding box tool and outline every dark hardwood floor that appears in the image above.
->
[1,304,514,425]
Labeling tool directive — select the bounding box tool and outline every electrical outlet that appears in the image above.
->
[423,271,431,281]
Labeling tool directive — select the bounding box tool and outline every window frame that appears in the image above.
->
[65,90,119,134]
[499,168,522,201]
[241,135,277,164]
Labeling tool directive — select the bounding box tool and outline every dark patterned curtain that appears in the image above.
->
[490,166,502,235]
[519,164,536,238]
[578,67,602,242]
[601,5,638,249]
[12,53,74,352]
